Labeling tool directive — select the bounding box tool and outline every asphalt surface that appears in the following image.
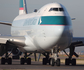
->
[0,60,84,70]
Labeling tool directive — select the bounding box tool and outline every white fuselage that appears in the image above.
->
[11,3,73,53]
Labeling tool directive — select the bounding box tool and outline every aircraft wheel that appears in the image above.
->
[26,58,31,65]
[65,58,70,65]
[1,58,5,65]
[43,58,47,65]
[20,58,25,65]
[7,58,12,65]
[50,58,55,66]
[56,58,60,66]
[49,58,51,65]
[71,58,76,66]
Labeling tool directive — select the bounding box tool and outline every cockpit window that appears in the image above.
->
[49,8,58,11]
[49,8,64,12]
[59,8,64,11]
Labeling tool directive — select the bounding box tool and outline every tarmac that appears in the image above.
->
[0,59,84,70]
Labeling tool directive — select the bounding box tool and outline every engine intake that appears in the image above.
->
[12,48,22,56]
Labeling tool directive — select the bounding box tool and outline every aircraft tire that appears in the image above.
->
[71,58,76,66]
[43,58,47,65]
[26,58,31,65]
[65,58,70,65]
[49,58,51,65]
[20,58,25,65]
[1,58,5,65]
[56,58,60,66]
[7,58,12,65]
[50,58,55,66]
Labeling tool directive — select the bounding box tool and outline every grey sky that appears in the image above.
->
[0,0,84,37]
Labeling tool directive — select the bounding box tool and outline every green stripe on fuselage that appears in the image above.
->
[39,16,69,25]
[20,0,23,8]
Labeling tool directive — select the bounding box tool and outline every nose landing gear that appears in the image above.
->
[50,49,60,66]
[42,47,60,66]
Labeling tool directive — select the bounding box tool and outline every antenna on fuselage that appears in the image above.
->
[71,18,76,20]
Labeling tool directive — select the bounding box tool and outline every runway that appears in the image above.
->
[0,60,84,70]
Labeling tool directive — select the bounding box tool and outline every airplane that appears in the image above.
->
[0,0,84,66]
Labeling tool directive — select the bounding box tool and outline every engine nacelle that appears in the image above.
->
[12,48,22,56]
[0,44,6,56]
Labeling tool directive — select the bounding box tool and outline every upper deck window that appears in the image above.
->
[49,8,64,12]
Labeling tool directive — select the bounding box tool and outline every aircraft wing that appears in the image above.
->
[72,37,84,43]
[0,36,26,48]
[72,37,84,47]
[0,36,25,44]
[0,21,12,26]
[0,36,26,55]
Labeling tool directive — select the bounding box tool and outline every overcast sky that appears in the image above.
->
[0,0,84,37]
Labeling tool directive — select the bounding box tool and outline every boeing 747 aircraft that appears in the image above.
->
[0,0,84,66]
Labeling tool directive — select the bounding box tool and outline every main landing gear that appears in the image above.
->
[65,58,76,66]
[20,53,31,65]
[64,45,79,66]
[1,52,12,65]
[42,53,51,65]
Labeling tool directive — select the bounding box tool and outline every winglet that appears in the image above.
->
[19,0,28,15]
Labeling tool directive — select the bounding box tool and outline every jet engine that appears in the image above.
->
[12,48,22,56]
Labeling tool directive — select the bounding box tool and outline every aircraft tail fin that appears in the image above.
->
[19,0,28,15]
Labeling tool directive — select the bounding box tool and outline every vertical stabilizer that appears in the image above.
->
[19,0,28,15]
